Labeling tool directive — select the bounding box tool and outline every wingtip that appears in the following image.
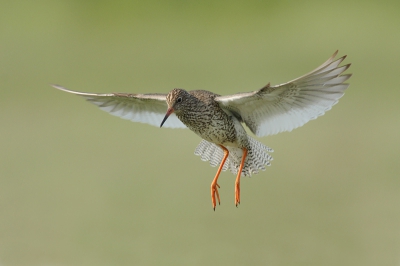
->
[331,50,349,61]
[328,50,339,62]
[50,84,60,89]
[51,84,70,92]
[50,84,92,96]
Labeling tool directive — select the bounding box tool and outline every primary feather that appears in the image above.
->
[215,50,351,137]
[52,85,186,128]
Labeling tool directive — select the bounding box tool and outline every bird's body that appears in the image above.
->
[165,89,273,175]
[53,51,351,209]
[169,89,245,148]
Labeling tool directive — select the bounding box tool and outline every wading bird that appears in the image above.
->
[53,51,351,210]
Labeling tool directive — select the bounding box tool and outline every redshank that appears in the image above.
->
[53,51,351,210]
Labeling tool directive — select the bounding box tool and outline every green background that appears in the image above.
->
[1,1,399,265]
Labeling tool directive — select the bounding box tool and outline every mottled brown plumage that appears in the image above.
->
[165,89,241,147]
[52,51,351,210]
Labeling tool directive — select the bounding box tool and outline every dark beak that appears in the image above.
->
[160,107,174,128]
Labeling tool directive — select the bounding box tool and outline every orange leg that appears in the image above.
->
[211,145,229,210]
[235,148,248,207]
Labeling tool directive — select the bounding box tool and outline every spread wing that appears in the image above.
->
[215,51,351,137]
[52,85,186,128]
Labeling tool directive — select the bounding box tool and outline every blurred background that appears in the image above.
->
[1,0,399,265]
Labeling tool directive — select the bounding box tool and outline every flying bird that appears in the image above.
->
[53,51,351,210]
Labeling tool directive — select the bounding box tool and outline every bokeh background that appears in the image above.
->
[1,1,399,265]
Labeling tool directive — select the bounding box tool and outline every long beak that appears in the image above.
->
[160,107,174,128]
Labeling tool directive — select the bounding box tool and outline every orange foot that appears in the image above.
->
[211,183,221,210]
[235,181,240,206]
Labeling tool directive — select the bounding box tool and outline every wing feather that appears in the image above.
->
[52,85,186,128]
[215,51,351,137]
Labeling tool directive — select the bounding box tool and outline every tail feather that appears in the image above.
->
[194,140,228,170]
[194,136,273,176]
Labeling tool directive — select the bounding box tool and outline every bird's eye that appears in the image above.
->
[177,97,182,103]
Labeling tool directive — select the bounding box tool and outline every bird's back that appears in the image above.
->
[188,90,220,102]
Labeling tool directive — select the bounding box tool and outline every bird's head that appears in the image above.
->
[160,88,190,127]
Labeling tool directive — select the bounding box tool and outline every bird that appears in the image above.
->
[52,50,351,210]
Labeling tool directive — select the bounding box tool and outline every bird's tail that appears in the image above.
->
[194,136,273,177]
